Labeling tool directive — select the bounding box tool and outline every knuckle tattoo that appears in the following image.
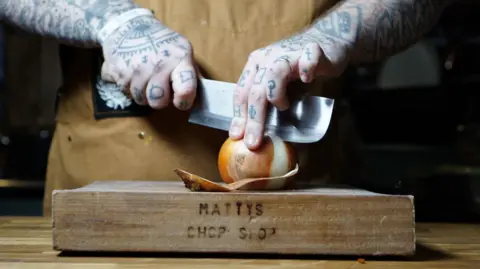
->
[304,48,312,61]
[178,100,189,110]
[162,49,171,57]
[248,105,257,119]
[267,80,276,99]
[148,84,165,100]
[179,70,195,83]
[253,68,266,84]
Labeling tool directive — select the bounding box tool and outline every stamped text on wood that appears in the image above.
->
[52,181,415,255]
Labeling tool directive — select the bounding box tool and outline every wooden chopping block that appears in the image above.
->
[52,181,415,256]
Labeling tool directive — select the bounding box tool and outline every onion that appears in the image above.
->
[217,134,298,188]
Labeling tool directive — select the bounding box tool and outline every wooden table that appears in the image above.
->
[0,217,479,268]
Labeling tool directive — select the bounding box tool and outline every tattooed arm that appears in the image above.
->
[308,0,456,63]
[0,0,139,47]
[0,0,197,111]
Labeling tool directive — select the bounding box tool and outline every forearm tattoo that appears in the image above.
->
[0,0,139,47]
[311,0,455,63]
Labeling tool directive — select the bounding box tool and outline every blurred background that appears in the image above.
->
[0,0,479,223]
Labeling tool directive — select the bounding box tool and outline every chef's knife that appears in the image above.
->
[188,78,335,143]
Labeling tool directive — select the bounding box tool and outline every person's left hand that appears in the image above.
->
[228,32,350,150]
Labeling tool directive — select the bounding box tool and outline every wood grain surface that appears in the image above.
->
[52,181,415,255]
[0,217,479,268]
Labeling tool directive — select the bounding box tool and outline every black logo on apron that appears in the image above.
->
[91,52,152,119]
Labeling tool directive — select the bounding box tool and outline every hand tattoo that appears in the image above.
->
[305,47,312,60]
[275,34,314,52]
[267,80,276,98]
[148,85,164,100]
[178,100,189,110]
[248,105,257,119]
[109,16,174,60]
[253,68,266,84]
[179,71,194,83]
[274,55,291,65]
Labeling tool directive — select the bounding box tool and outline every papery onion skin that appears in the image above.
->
[217,135,297,184]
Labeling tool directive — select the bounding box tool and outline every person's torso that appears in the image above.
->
[44,0,358,216]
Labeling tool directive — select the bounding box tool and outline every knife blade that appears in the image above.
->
[188,78,335,143]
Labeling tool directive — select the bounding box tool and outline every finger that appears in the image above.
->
[101,62,120,82]
[129,67,151,105]
[170,58,197,111]
[298,42,321,83]
[244,67,268,150]
[265,56,293,111]
[229,59,257,140]
[116,62,134,93]
[145,71,171,109]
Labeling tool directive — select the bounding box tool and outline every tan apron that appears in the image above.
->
[43,0,361,216]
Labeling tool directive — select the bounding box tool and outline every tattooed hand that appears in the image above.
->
[229,32,350,150]
[100,15,197,110]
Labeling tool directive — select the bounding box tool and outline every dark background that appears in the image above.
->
[0,0,480,223]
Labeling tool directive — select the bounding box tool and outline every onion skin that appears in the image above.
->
[217,135,297,185]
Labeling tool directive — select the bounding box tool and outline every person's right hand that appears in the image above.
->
[100,14,197,111]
